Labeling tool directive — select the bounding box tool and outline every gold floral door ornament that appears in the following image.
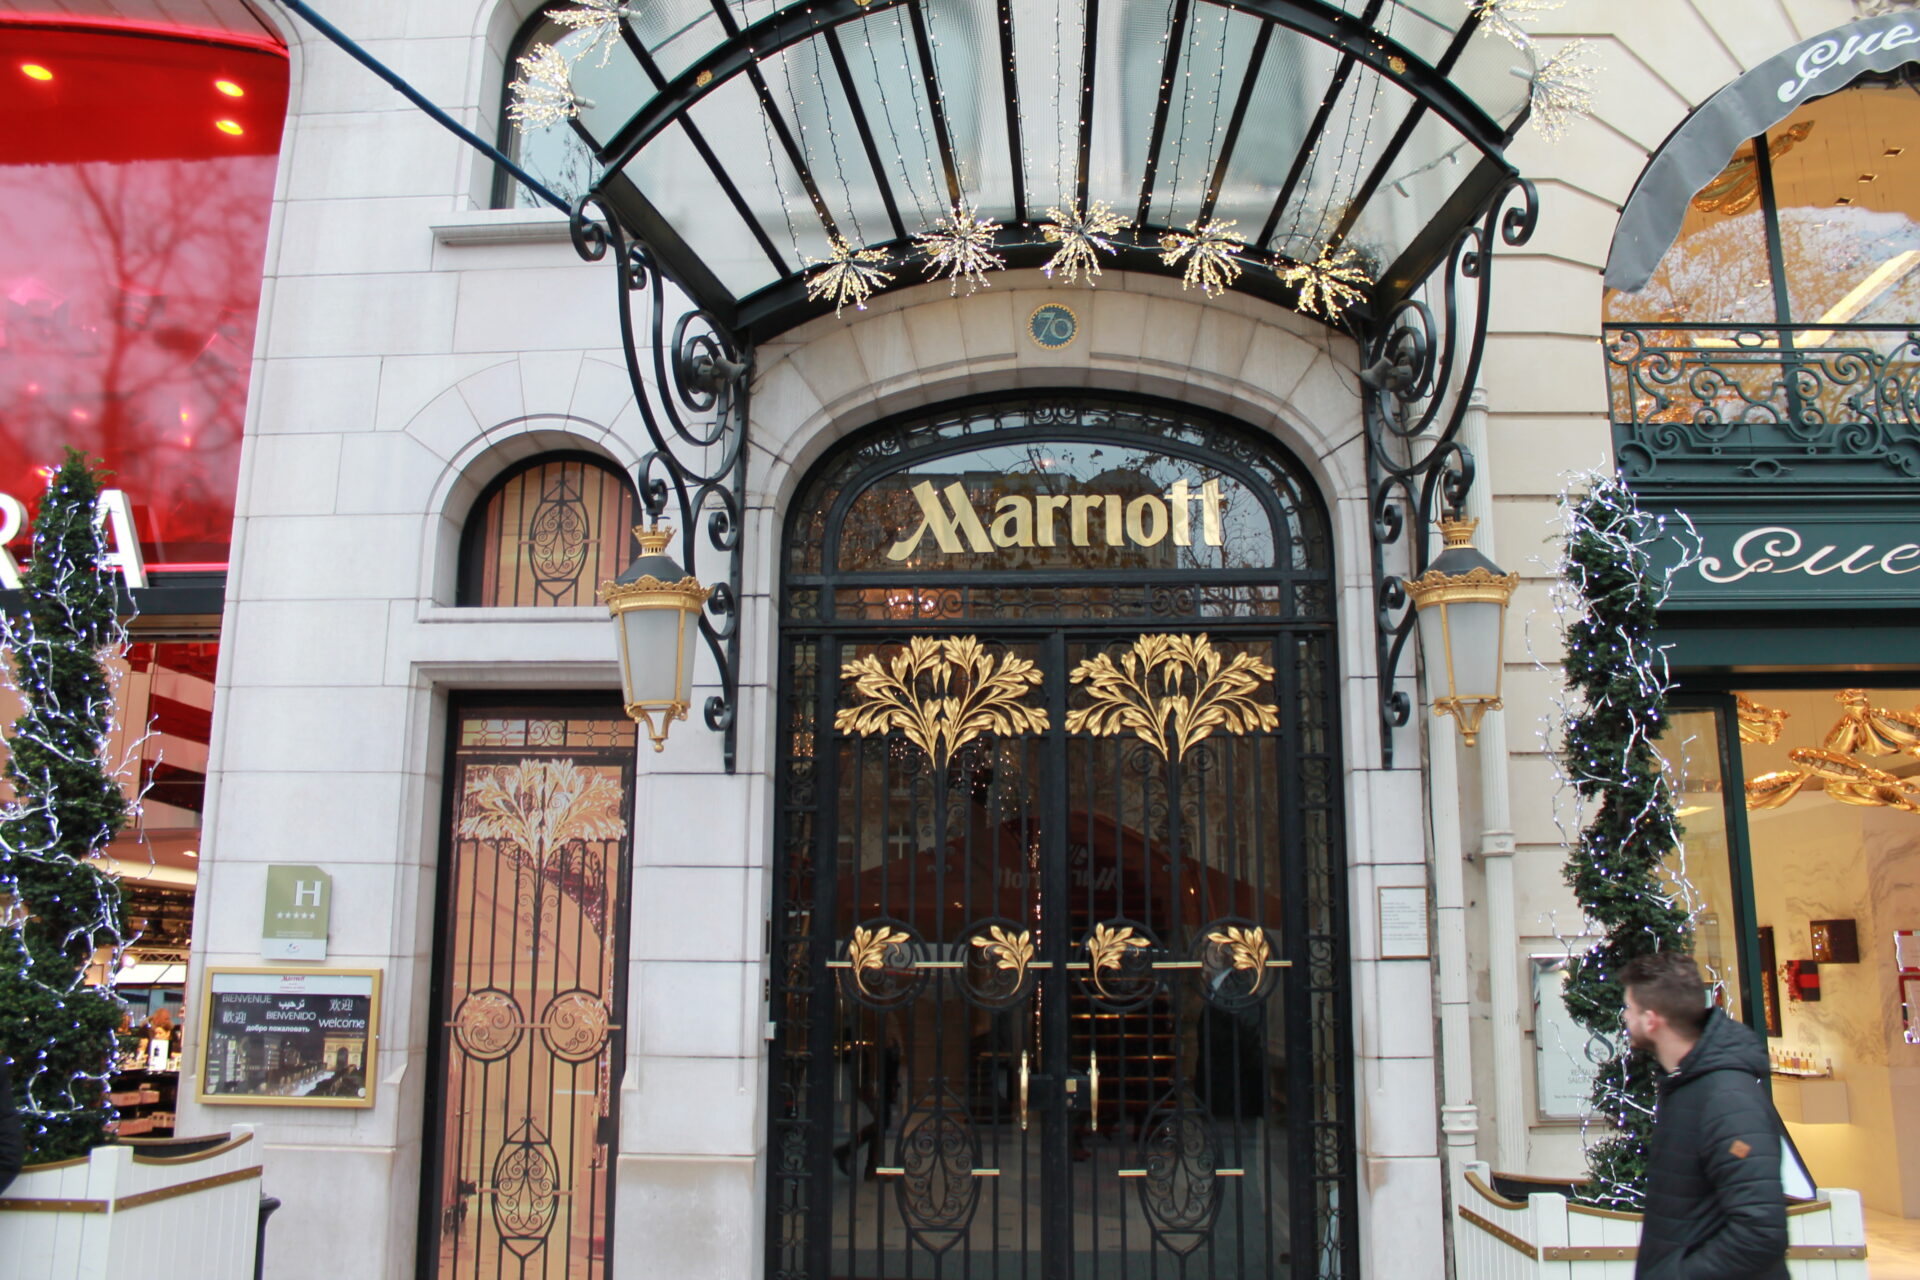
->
[1745,690,1920,812]
[834,635,1049,768]
[1066,633,1280,762]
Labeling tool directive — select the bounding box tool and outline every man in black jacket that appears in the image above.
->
[0,1057,24,1195]
[1624,951,1788,1280]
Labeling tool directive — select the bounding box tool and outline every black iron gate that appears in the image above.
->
[768,396,1357,1280]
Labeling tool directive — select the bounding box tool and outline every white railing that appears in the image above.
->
[0,1127,260,1280]
[1455,1161,1868,1280]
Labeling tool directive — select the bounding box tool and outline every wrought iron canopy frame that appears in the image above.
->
[550,0,1530,338]
[279,0,1543,773]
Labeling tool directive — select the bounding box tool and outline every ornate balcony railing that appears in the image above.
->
[1602,323,1920,488]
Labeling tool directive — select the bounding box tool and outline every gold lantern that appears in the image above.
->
[1404,516,1519,746]
[603,525,710,751]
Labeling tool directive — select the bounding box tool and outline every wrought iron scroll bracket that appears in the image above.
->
[1362,177,1537,768]
[573,196,752,772]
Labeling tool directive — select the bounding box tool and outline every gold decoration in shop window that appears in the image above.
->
[834,635,1049,769]
[1066,633,1279,762]
[1745,689,1920,813]
[1691,122,1815,217]
[1085,922,1150,1001]
[1736,694,1789,745]
[969,926,1035,987]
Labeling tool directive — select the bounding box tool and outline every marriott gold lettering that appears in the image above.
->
[887,478,1226,560]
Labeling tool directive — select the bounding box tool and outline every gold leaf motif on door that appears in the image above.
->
[834,635,1049,768]
[1066,633,1279,761]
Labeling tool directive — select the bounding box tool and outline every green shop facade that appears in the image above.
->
[1605,12,1920,1219]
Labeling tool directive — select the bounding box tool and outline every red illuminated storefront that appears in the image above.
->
[1,14,286,577]
[1,12,287,1138]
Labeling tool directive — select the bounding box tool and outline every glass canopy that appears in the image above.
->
[523,0,1533,337]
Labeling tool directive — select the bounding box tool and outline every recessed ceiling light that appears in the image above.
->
[215,79,244,97]
[1886,146,1905,157]
[1836,195,1855,205]
[182,849,198,858]
[215,119,244,136]
[1860,172,1880,183]
[21,63,52,81]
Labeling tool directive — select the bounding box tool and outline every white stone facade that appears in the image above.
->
[170,1,1887,1276]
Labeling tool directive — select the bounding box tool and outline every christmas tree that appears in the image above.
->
[1556,471,1692,1208]
[0,448,134,1162]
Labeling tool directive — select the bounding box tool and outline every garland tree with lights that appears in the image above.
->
[1557,471,1692,1209]
[0,448,133,1162]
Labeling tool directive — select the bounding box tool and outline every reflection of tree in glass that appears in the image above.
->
[0,153,276,560]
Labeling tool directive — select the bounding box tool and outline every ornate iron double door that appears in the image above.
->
[770,399,1356,1280]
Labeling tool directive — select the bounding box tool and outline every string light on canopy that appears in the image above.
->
[498,3,1591,320]
[1525,39,1599,143]
[1158,218,1247,296]
[507,43,582,129]
[1280,245,1374,321]
[1472,0,1565,50]
[1041,199,1130,286]
[917,203,1007,295]
[805,236,895,315]
[548,0,634,68]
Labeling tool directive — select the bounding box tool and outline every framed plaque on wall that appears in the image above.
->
[196,966,381,1108]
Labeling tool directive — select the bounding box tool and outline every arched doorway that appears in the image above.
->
[766,394,1358,1279]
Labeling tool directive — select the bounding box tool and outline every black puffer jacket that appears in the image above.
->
[1635,1010,1789,1280]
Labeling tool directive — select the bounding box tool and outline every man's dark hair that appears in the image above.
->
[1622,951,1710,1035]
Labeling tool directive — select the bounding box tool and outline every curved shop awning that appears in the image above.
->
[520,0,1536,336]
[1607,11,1920,293]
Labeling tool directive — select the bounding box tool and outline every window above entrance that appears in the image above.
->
[784,395,1332,626]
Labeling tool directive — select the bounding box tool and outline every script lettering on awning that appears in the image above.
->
[1698,525,1920,584]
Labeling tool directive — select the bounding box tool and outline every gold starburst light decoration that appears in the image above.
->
[1528,39,1598,143]
[806,236,894,315]
[916,203,1005,295]
[551,0,634,68]
[1158,219,1247,296]
[1472,0,1564,49]
[507,43,582,131]
[1041,200,1130,286]
[1280,245,1373,321]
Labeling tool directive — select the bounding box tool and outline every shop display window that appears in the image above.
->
[1606,77,1920,355]
[1675,687,1920,1226]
